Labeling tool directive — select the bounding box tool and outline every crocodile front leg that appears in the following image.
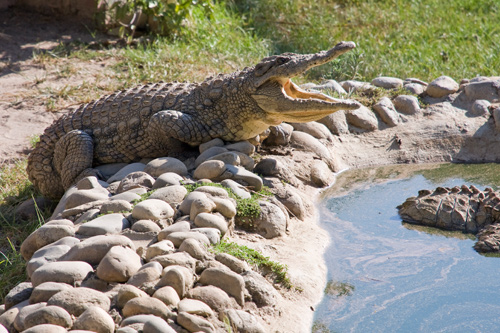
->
[53,130,102,190]
[148,110,213,147]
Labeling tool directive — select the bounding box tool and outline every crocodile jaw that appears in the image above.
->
[252,79,360,124]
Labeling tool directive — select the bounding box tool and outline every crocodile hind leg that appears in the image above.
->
[53,130,101,190]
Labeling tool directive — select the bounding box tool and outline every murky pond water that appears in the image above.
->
[314,163,500,333]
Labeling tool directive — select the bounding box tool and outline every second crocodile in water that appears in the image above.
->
[27,42,360,199]
[398,185,500,253]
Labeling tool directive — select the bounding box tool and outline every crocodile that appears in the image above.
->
[27,42,360,199]
[398,185,500,252]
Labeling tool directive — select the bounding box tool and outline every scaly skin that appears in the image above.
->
[398,185,500,252]
[28,42,360,198]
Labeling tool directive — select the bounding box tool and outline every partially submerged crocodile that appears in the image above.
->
[398,185,500,252]
[28,42,360,199]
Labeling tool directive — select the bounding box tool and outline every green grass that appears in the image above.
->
[230,0,500,82]
[0,160,49,302]
[211,240,293,288]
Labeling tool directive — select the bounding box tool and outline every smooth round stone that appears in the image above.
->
[152,252,196,272]
[224,309,266,333]
[116,172,155,193]
[96,246,143,283]
[142,315,176,333]
[318,110,349,135]
[29,282,73,304]
[191,228,220,244]
[126,262,163,290]
[372,97,400,127]
[164,231,210,247]
[106,163,147,183]
[178,238,209,260]
[13,302,46,332]
[220,179,251,199]
[242,270,279,307]
[371,76,403,89]
[195,146,228,167]
[393,95,421,115]
[122,297,174,321]
[178,192,208,215]
[426,75,459,98]
[199,138,224,153]
[31,261,93,287]
[23,305,73,330]
[145,240,175,262]
[21,323,68,333]
[215,253,250,274]
[65,189,111,210]
[345,105,378,131]
[157,265,194,298]
[199,267,245,306]
[207,152,240,166]
[470,99,491,116]
[193,160,226,180]
[310,159,334,188]
[188,286,236,313]
[77,213,131,236]
[178,299,213,317]
[404,82,426,95]
[189,197,216,220]
[193,186,229,198]
[149,185,188,204]
[4,282,33,310]
[177,311,215,333]
[21,224,76,260]
[110,191,142,203]
[47,287,110,316]
[117,285,150,309]
[75,209,100,224]
[77,176,107,190]
[100,200,133,214]
[222,165,263,191]
[194,213,228,236]
[341,80,377,93]
[158,221,191,240]
[211,197,236,219]
[289,121,332,140]
[152,172,184,189]
[132,199,174,220]
[72,306,115,333]
[61,234,135,265]
[0,299,29,332]
[144,157,188,177]
[131,220,161,233]
[224,141,255,155]
[152,286,180,308]
[27,244,71,278]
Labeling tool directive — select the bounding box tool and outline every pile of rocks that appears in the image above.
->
[0,139,293,333]
[304,75,499,135]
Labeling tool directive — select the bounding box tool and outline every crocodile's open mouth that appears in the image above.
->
[252,78,360,123]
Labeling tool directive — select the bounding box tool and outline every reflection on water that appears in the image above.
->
[315,164,500,332]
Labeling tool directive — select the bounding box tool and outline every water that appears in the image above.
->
[315,164,500,333]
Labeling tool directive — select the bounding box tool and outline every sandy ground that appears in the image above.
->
[0,8,115,164]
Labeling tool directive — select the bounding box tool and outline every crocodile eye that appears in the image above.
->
[275,57,289,65]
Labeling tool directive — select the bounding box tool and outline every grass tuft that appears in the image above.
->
[211,240,293,289]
